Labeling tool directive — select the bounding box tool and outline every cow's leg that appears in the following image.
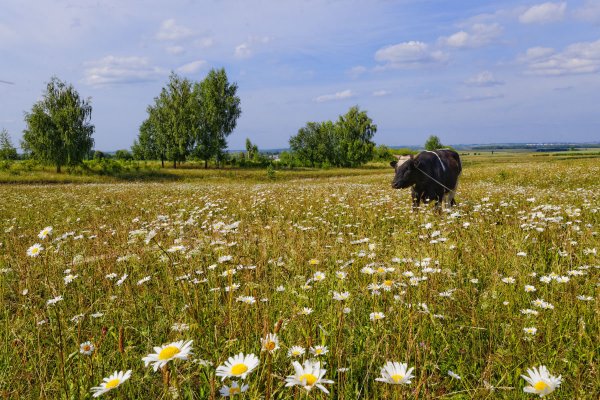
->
[447,175,460,207]
[411,188,420,211]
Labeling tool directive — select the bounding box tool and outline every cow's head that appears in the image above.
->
[390,155,418,189]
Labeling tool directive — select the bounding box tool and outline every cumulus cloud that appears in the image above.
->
[439,23,503,48]
[156,18,195,41]
[520,39,600,75]
[465,71,504,86]
[83,56,165,86]
[234,36,271,59]
[374,41,447,69]
[519,2,566,24]
[314,89,354,103]
[176,60,207,74]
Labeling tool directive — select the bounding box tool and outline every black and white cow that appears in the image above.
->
[390,149,462,209]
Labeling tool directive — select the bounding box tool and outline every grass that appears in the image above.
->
[0,155,598,399]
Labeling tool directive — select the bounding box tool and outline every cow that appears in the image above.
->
[390,149,462,210]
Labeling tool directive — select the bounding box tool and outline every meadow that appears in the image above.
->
[0,154,598,399]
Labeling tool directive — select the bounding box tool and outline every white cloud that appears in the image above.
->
[521,39,600,75]
[372,90,391,97]
[166,45,186,55]
[348,66,367,79]
[519,2,566,24]
[234,36,271,59]
[439,23,503,48]
[450,93,504,103]
[314,89,354,103]
[374,41,448,69]
[83,56,165,87]
[156,19,195,41]
[176,60,207,74]
[465,71,504,86]
[574,1,600,24]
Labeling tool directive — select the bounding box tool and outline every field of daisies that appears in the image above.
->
[1,155,598,399]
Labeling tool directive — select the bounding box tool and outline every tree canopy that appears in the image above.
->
[289,106,377,167]
[0,129,18,160]
[133,69,241,168]
[22,77,94,172]
[424,135,443,151]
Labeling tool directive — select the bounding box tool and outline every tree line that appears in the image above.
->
[2,70,450,172]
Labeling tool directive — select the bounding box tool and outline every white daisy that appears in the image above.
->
[309,345,329,356]
[287,346,305,358]
[370,312,385,321]
[142,340,193,371]
[448,370,461,380]
[521,365,562,397]
[27,243,44,257]
[261,333,280,353]
[216,353,259,381]
[285,359,334,393]
[219,381,248,397]
[79,341,95,355]
[90,370,131,397]
[38,226,53,240]
[332,291,350,301]
[375,361,415,385]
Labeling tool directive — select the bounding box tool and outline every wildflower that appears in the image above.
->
[137,276,151,285]
[313,271,326,282]
[170,322,190,332]
[309,345,329,356]
[470,278,479,284]
[80,341,95,355]
[27,243,44,257]
[448,370,461,380]
[502,277,516,284]
[375,362,415,385]
[370,312,385,321]
[343,307,351,314]
[309,259,320,265]
[555,276,569,283]
[577,295,593,301]
[261,333,280,353]
[236,296,256,305]
[299,307,313,316]
[38,226,53,239]
[285,359,334,393]
[142,340,193,372]
[219,381,249,397]
[521,365,562,397]
[539,276,552,284]
[115,274,128,286]
[333,291,350,301]
[47,295,63,306]
[524,285,536,292]
[523,327,537,335]
[216,353,259,381]
[335,271,347,279]
[288,346,305,357]
[64,274,78,285]
[90,370,131,397]
[521,309,539,316]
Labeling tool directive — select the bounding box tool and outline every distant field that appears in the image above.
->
[0,155,598,399]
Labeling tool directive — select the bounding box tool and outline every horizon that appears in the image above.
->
[2,1,600,150]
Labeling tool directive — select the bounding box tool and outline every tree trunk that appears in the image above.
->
[173,159,177,169]
[161,157,164,168]
[204,159,208,169]
[56,164,61,173]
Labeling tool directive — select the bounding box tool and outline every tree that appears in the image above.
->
[424,135,443,151]
[195,68,241,168]
[289,122,323,166]
[132,115,161,162]
[0,129,18,160]
[22,77,94,172]
[245,138,258,160]
[115,149,133,161]
[335,106,377,167]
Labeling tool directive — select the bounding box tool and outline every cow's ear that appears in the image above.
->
[390,160,398,168]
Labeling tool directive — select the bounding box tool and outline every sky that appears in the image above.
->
[1,0,600,151]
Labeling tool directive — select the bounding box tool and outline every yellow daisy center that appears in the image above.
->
[299,373,318,386]
[377,267,386,273]
[391,374,404,383]
[158,345,180,360]
[292,350,301,355]
[231,363,248,375]
[383,280,393,286]
[229,387,240,395]
[315,349,323,354]
[534,381,549,391]
[31,248,39,254]
[265,341,276,351]
[105,378,120,389]
[83,345,91,351]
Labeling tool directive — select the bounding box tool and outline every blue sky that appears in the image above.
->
[1,0,600,150]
